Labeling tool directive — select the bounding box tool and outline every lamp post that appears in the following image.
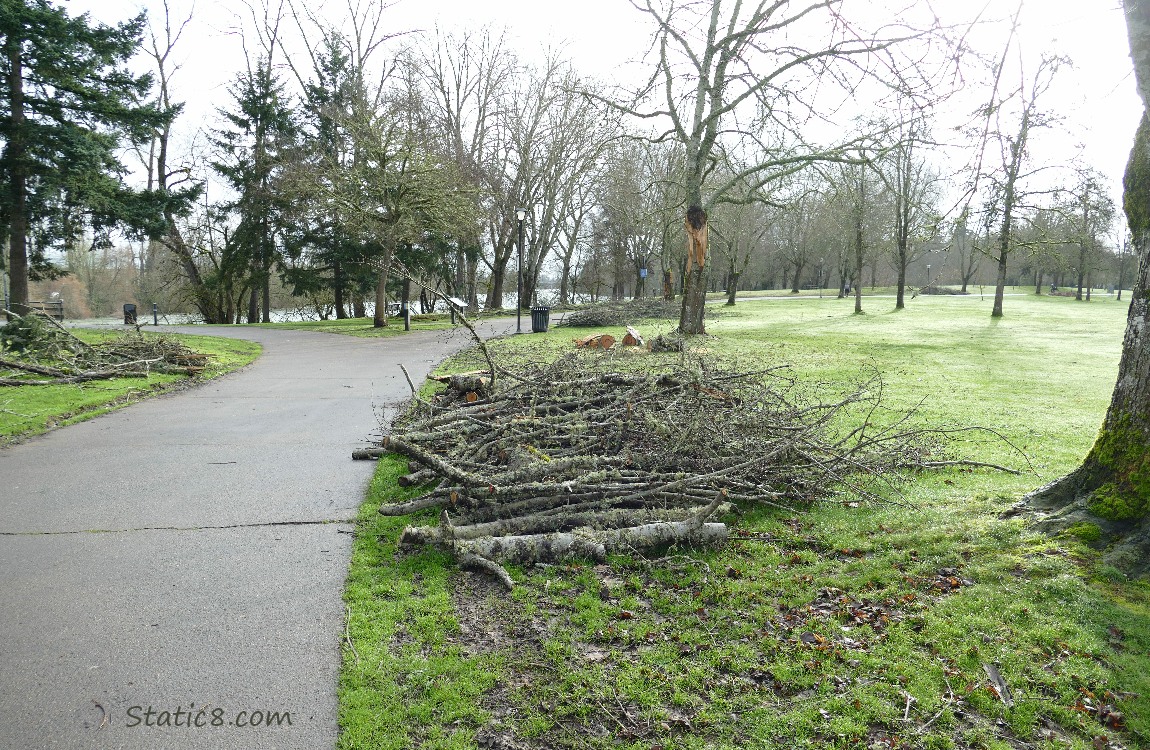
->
[515,208,526,334]
[926,264,931,289]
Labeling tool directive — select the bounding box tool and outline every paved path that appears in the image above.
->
[0,320,513,749]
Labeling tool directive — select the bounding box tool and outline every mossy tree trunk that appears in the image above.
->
[1026,0,1150,575]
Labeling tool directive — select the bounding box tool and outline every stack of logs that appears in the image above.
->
[356,351,964,588]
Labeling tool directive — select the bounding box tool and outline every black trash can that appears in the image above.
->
[123,303,137,325]
[530,306,550,333]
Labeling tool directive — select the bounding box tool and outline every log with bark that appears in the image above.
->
[574,333,616,350]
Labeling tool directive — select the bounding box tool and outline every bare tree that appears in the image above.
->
[1063,169,1116,301]
[969,38,1066,317]
[712,190,772,306]
[138,0,215,319]
[875,113,940,309]
[604,0,937,333]
[412,25,515,311]
[951,208,981,294]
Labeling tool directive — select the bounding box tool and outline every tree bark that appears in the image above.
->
[678,205,708,334]
[373,264,390,327]
[726,270,739,306]
[5,38,29,313]
[1025,1,1150,577]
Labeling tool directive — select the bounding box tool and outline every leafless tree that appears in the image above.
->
[874,112,940,309]
[411,25,515,311]
[602,0,941,333]
[964,22,1066,317]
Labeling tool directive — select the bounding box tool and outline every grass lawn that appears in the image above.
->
[248,314,461,337]
[341,292,1150,750]
[0,330,260,443]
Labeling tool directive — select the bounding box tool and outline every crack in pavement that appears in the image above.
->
[0,518,357,536]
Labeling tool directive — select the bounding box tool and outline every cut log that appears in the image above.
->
[455,531,608,564]
[378,492,448,516]
[622,326,645,347]
[574,333,616,350]
[444,520,727,565]
[352,448,387,461]
[601,521,727,553]
[398,504,732,546]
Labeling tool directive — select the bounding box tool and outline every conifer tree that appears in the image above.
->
[0,0,166,312]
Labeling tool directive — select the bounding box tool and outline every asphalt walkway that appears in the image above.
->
[0,319,513,749]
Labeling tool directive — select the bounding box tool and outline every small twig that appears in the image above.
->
[344,605,361,668]
[902,690,917,722]
[917,459,1021,475]
[399,364,417,395]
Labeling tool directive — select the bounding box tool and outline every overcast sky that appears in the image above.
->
[68,0,1142,210]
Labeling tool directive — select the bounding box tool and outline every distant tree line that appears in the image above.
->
[0,0,1131,326]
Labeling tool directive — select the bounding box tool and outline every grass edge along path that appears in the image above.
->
[339,294,1150,750]
[339,454,503,750]
[0,331,261,444]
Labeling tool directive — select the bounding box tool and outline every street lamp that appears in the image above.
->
[515,207,526,334]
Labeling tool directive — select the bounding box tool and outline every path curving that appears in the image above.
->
[0,319,513,749]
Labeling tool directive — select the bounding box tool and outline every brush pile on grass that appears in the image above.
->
[357,349,1017,588]
[556,298,699,327]
[0,312,208,385]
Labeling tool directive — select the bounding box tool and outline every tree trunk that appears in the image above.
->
[247,285,259,324]
[1076,243,1087,300]
[854,199,865,314]
[261,251,271,323]
[373,264,389,327]
[678,205,708,334]
[485,255,507,310]
[1034,270,1043,295]
[726,270,739,306]
[559,256,572,305]
[5,39,29,313]
[334,260,347,319]
[895,240,907,310]
[1024,7,1150,576]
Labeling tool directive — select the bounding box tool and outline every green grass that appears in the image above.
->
[0,330,260,442]
[247,315,458,337]
[340,455,503,750]
[342,293,1150,749]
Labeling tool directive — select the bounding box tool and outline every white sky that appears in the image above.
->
[67,0,1143,211]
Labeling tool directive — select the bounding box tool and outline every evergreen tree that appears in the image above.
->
[0,0,166,312]
[211,60,296,323]
[281,31,374,319]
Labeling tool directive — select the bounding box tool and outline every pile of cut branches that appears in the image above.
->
[0,313,209,386]
[556,298,700,327]
[359,350,1019,588]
